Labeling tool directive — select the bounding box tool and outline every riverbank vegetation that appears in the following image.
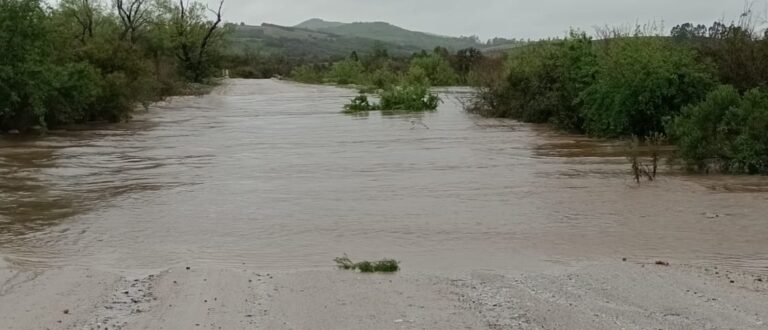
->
[289,47,476,112]
[285,46,482,88]
[467,13,768,174]
[0,0,227,133]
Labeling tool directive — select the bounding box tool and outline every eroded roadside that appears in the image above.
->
[1,260,766,330]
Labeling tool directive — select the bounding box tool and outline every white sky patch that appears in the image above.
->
[206,0,753,40]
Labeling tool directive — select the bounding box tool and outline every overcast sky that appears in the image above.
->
[211,0,753,40]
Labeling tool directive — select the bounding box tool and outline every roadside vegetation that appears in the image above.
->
[466,12,768,174]
[0,0,227,133]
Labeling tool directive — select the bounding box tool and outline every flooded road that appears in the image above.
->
[1,79,767,273]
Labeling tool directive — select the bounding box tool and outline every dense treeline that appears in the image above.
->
[285,46,483,88]
[468,16,768,174]
[0,0,227,132]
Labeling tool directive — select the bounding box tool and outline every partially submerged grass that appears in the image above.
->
[343,94,378,113]
[334,255,400,273]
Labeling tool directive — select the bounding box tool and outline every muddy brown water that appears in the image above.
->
[1,79,767,273]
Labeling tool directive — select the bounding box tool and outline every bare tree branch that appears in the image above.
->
[115,0,149,43]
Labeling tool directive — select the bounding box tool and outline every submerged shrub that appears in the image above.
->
[625,133,665,183]
[465,56,511,117]
[669,85,768,173]
[378,84,440,111]
[343,94,378,113]
[342,84,440,113]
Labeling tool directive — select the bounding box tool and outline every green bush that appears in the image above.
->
[404,66,431,87]
[464,56,511,117]
[581,37,716,137]
[328,58,365,85]
[551,32,598,131]
[290,64,324,84]
[503,42,563,122]
[378,85,440,111]
[669,85,768,173]
[43,63,103,126]
[408,54,459,86]
[369,66,400,89]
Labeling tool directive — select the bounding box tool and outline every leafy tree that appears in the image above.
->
[165,0,225,82]
[453,47,484,78]
[290,64,324,83]
[369,65,400,89]
[405,65,430,87]
[0,0,57,129]
[696,21,768,92]
[328,58,365,85]
[671,23,708,39]
[432,46,450,59]
[115,0,150,43]
[708,21,729,38]
[371,42,389,59]
[408,54,458,86]
[581,37,716,137]
[59,0,99,44]
[0,0,227,131]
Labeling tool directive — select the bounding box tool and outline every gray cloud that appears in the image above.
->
[211,0,753,40]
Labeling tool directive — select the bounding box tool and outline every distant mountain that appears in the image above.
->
[294,18,345,30]
[228,23,424,58]
[294,19,482,51]
[227,19,513,59]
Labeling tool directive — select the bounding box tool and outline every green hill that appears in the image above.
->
[294,18,345,30]
[227,19,495,59]
[228,23,423,58]
[295,19,482,51]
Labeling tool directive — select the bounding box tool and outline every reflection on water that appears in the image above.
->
[1,79,767,274]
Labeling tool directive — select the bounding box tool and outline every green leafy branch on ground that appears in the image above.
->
[334,255,400,273]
